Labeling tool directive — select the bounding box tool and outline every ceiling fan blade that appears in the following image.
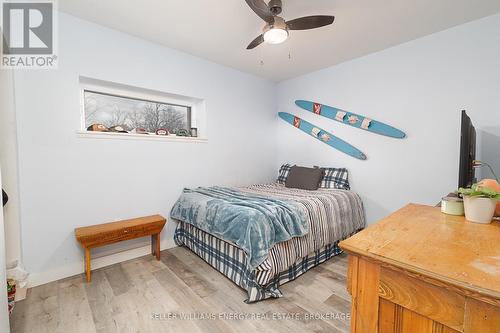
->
[286,15,335,30]
[245,0,273,23]
[246,34,264,49]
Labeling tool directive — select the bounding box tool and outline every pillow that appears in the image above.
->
[285,166,324,190]
[277,163,292,184]
[319,168,350,190]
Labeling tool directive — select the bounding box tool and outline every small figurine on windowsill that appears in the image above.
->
[87,124,110,132]
[155,129,169,136]
[176,129,190,137]
[131,128,149,135]
[108,125,129,133]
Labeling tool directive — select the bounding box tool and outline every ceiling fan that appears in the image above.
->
[245,0,335,49]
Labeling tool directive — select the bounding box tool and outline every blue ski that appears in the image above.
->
[279,112,367,160]
[295,100,406,139]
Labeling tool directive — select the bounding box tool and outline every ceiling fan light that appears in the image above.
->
[263,28,288,44]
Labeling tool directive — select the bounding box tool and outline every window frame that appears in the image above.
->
[78,77,206,142]
[82,89,192,133]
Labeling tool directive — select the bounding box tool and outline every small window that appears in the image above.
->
[83,90,192,135]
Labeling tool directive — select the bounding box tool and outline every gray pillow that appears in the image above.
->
[285,166,324,190]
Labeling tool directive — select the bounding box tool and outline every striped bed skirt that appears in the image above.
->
[174,221,344,303]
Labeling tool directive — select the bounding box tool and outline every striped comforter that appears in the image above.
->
[170,186,309,268]
[174,183,365,302]
[238,184,365,284]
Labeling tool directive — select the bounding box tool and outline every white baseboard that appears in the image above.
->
[27,239,177,288]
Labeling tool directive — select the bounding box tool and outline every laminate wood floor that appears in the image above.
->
[10,247,351,333]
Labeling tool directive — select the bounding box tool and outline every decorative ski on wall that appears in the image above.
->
[295,100,406,139]
[278,112,367,160]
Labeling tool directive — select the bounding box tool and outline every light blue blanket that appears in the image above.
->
[170,187,308,268]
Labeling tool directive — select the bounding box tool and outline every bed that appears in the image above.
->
[171,183,365,303]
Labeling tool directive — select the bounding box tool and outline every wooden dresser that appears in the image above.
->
[339,204,499,333]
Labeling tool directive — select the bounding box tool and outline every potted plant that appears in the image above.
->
[7,279,16,315]
[458,182,500,224]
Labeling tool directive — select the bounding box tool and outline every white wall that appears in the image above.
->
[0,67,23,266]
[0,172,10,333]
[276,13,500,224]
[13,13,277,286]
[11,11,500,287]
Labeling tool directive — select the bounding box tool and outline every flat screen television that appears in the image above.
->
[458,110,476,188]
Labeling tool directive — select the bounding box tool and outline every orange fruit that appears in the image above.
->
[478,179,500,191]
[478,179,500,216]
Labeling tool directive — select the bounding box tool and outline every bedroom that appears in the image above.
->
[0,0,499,332]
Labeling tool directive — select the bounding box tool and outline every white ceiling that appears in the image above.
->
[59,0,500,81]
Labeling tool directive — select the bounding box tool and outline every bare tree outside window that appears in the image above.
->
[84,91,190,134]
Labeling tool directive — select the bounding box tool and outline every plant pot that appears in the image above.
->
[463,196,496,224]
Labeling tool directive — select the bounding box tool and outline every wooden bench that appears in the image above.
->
[75,215,166,282]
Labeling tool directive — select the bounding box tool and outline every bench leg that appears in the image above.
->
[85,247,91,282]
[151,233,161,260]
[151,235,154,257]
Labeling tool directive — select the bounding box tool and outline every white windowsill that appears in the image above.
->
[76,131,207,143]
